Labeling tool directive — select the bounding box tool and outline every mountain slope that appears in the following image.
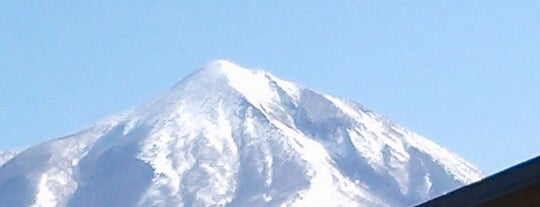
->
[0,60,482,207]
[0,151,17,167]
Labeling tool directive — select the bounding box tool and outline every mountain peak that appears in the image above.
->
[204,59,242,70]
[170,60,300,113]
[193,59,252,80]
[178,59,261,89]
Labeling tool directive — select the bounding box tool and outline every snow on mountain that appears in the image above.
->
[0,151,17,167]
[0,60,483,207]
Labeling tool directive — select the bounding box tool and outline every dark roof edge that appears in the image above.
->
[416,155,540,207]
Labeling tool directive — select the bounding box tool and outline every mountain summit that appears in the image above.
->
[0,60,482,207]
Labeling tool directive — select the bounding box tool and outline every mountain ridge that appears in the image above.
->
[0,151,17,167]
[0,60,482,207]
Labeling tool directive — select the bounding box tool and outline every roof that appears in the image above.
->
[416,155,540,207]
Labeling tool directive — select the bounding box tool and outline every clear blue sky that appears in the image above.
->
[1,1,539,175]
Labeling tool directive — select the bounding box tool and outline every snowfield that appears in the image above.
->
[0,60,483,207]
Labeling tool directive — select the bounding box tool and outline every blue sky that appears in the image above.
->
[1,1,539,174]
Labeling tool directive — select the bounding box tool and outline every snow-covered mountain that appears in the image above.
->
[0,60,482,207]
